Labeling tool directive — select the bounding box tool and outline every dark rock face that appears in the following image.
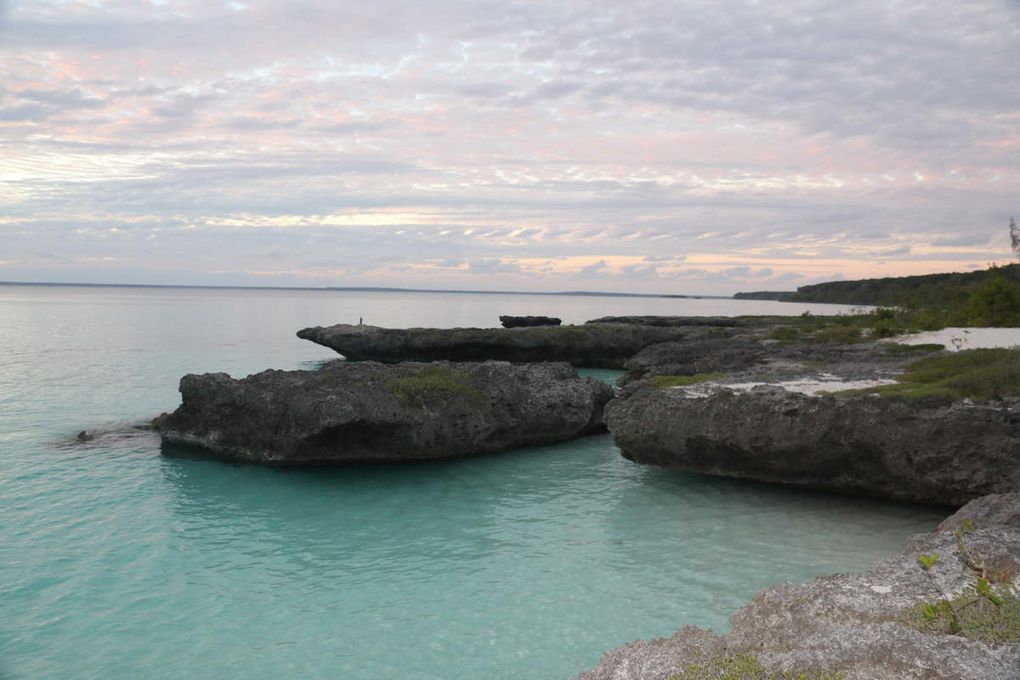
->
[296,323,691,368]
[606,384,1020,505]
[586,315,742,327]
[939,492,1020,531]
[499,315,561,328]
[576,493,1020,680]
[154,361,613,464]
[623,337,764,379]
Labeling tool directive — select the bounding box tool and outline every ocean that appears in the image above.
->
[0,284,944,679]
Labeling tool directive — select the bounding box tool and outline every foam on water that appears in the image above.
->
[0,286,946,680]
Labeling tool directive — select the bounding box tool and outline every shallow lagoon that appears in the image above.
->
[0,286,944,679]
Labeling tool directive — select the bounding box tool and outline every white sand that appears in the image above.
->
[894,327,1020,352]
[677,374,896,398]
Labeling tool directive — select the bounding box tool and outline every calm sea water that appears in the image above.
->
[0,285,944,680]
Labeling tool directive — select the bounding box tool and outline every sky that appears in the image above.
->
[1,0,1018,294]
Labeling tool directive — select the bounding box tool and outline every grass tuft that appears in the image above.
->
[904,585,1020,645]
[388,365,484,409]
[840,348,1020,401]
[669,653,846,680]
[880,342,946,356]
[652,373,725,388]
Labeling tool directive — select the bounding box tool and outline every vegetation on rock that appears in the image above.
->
[668,653,845,680]
[651,373,725,388]
[388,365,484,408]
[880,342,946,356]
[851,349,1020,401]
[905,520,1020,645]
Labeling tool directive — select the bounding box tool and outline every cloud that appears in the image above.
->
[576,259,609,277]
[0,0,1016,294]
[468,258,520,274]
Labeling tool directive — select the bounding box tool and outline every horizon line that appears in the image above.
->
[0,280,744,300]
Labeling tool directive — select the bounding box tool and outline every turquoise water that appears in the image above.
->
[0,286,944,680]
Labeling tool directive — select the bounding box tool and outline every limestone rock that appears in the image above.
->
[606,383,1020,505]
[296,323,692,368]
[154,360,613,464]
[576,494,1020,680]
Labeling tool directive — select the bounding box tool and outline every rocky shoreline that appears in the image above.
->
[149,313,1020,678]
[575,492,1020,680]
[154,360,611,464]
[296,322,698,367]
[607,384,1020,505]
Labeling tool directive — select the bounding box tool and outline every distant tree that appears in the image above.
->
[1011,216,1020,257]
[964,275,1020,326]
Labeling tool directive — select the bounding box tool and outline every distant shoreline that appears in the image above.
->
[0,280,734,300]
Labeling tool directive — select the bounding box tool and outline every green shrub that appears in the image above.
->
[652,373,725,388]
[669,653,845,680]
[839,348,1020,401]
[388,365,484,408]
[904,585,1020,645]
[880,343,946,356]
[769,326,800,342]
[958,275,1020,326]
[906,523,1020,645]
[811,325,863,343]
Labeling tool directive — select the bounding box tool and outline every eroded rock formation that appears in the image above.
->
[606,383,1020,505]
[576,493,1020,680]
[296,323,692,367]
[154,361,612,464]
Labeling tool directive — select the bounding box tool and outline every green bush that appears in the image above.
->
[851,349,1020,401]
[652,373,725,388]
[388,365,484,408]
[769,326,800,342]
[811,325,863,343]
[904,585,1020,645]
[906,524,1020,645]
[669,653,845,680]
[958,275,1020,326]
[880,343,945,356]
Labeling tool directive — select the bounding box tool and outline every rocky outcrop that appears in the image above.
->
[499,315,561,328]
[586,316,743,327]
[939,492,1020,531]
[606,384,1020,505]
[576,493,1020,680]
[584,315,843,328]
[154,361,613,464]
[623,337,764,379]
[296,323,692,368]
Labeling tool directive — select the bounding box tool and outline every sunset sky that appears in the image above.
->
[1,0,1018,294]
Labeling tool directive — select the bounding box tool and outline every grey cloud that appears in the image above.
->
[0,103,45,121]
[468,258,520,273]
[875,246,912,257]
[721,266,775,279]
[0,0,1016,294]
[456,82,514,99]
[218,116,305,131]
[643,255,686,262]
[932,233,994,248]
[576,260,609,277]
[532,80,583,100]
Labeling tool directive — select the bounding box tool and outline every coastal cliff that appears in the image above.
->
[576,493,1020,680]
[154,360,612,464]
[296,322,694,367]
[606,383,1020,505]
